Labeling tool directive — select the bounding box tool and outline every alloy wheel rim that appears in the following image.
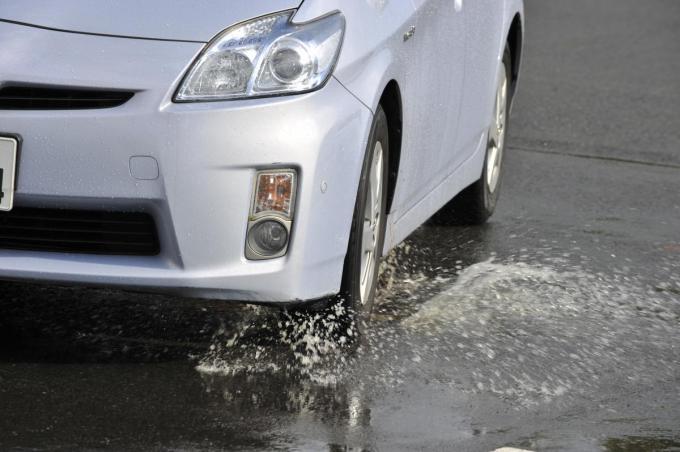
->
[486,66,508,194]
[359,141,384,304]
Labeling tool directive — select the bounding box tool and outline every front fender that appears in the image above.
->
[294,0,415,112]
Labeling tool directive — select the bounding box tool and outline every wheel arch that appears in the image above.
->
[377,80,403,216]
[506,12,523,98]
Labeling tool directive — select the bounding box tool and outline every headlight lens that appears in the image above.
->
[267,39,313,85]
[175,11,345,101]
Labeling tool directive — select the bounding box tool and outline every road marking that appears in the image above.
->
[493,448,535,452]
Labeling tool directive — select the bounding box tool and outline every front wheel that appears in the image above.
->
[340,106,390,314]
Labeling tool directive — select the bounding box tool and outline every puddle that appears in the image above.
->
[197,247,680,410]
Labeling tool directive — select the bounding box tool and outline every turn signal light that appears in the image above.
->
[253,171,296,218]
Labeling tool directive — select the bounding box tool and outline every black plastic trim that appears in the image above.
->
[0,207,160,256]
[0,85,134,110]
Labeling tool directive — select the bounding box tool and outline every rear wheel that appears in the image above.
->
[340,106,389,314]
[431,45,512,226]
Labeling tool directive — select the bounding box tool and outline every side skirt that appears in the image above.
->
[383,131,487,253]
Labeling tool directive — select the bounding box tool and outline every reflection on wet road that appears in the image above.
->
[1,210,679,450]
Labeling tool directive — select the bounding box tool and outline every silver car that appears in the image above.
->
[0,0,524,311]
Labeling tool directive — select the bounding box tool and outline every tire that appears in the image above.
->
[340,106,390,314]
[431,45,512,226]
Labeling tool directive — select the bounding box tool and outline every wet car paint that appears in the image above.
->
[1,0,680,450]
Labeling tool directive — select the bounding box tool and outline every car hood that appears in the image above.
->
[0,0,302,42]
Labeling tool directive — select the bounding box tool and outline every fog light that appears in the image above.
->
[246,169,297,260]
[248,219,289,256]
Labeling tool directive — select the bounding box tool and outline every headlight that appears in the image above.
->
[175,11,345,101]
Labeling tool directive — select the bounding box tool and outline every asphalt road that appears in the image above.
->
[1,0,679,450]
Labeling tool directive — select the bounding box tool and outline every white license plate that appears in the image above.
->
[0,136,18,212]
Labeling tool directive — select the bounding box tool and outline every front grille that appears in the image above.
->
[0,207,160,256]
[0,85,134,110]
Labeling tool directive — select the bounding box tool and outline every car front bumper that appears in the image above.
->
[0,21,373,302]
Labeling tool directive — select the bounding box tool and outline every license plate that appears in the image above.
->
[0,137,18,211]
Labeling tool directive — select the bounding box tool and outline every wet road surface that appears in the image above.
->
[2,0,680,450]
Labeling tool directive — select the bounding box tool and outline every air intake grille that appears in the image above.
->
[0,208,160,256]
[0,86,134,110]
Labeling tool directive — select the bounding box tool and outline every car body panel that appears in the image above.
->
[0,0,302,42]
[297,0,523,257]
[0,1,523,302]
[387,0,468,221]
[294,0,415,115]
[0,21,372,302]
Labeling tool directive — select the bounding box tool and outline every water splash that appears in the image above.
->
[196,247,680,408]
[196,302,359,385]
[403,258,680,405]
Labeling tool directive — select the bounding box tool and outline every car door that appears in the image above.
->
[455,0,506,156]
[389,0,467,219]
